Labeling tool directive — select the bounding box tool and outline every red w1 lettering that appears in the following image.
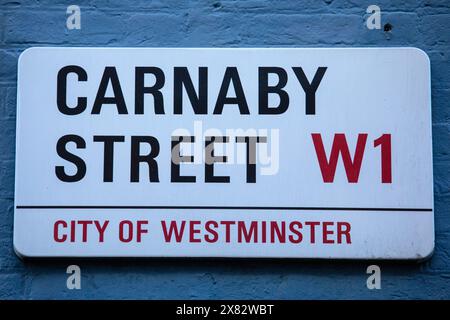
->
[312,133,392,184]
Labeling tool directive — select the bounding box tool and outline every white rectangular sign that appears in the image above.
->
[14,47,433,259]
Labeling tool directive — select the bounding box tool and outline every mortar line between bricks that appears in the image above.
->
[0,8,391,16]
[0,6,428,14]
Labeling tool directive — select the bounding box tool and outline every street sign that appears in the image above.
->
[14,47,433,259]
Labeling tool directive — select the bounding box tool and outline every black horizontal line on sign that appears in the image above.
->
[15,206,433,212]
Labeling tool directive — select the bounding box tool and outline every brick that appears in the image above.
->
[4,87,16,120]
[4,10,186,46]
[423,0,450,8]
[0,273,25,299]
[0,198,13,230]
[335,0,423,11]
[433,124,450,162]
[0,120,15,161]
[0,50,19,81]
[432,88,450,124]
[0,87,6,117]
[429,48,450,89]
[419,14,450,46]
[0,160,14,199]
[0,86,17,120]
[434,162,450,196]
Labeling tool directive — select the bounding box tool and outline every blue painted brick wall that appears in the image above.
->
[0,0,449,299]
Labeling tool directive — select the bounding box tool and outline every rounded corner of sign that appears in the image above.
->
[18,47,40,67]
[13,239,32,260]
[415,241,435,262]
[407,47,430,68]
